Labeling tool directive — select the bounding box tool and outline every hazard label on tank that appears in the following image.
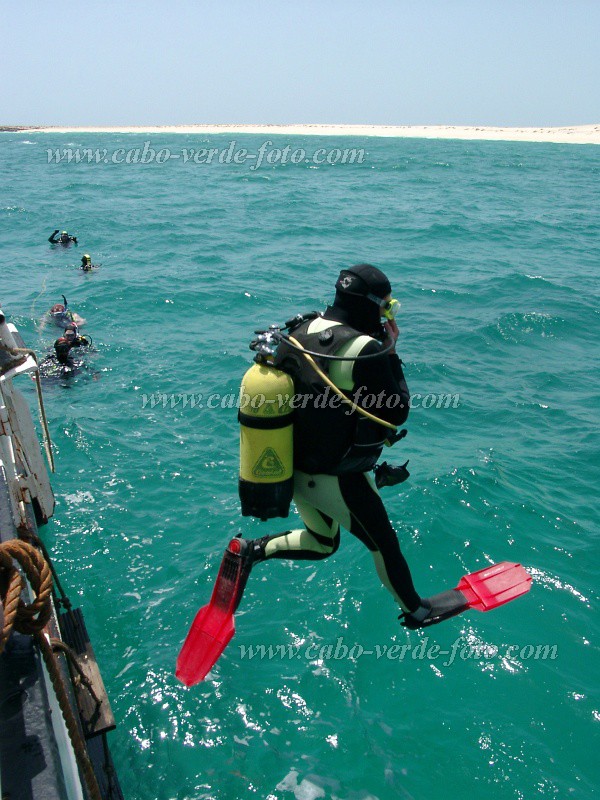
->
[252,447,285,478]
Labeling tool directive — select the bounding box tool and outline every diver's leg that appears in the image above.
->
[252,472,342,562]
[337,472,423,613]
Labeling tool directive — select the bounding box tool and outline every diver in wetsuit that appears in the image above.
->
[80,254,95,271]
[242,264,432,627]
[49,229,78,245]
[54,326,89,365]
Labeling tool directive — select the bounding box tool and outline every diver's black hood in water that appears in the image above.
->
[325,263,392,334]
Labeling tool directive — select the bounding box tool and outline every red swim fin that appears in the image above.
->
[402,561,532,629]
[176,539,251,687]
[456,561,532,611]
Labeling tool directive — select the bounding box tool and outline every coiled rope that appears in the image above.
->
[0,539,102,800]
[0,539,52,644]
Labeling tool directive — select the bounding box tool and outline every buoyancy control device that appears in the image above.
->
[238,315,400,520]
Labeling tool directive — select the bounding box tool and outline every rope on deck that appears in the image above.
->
[0,539,103,800]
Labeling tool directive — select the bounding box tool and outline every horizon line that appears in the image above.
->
[2,123,599,145]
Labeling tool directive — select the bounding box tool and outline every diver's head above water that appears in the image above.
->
[328,263,395,334]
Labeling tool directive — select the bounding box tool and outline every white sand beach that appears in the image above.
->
[11,123,600,144]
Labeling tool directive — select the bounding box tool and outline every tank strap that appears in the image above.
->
[238,410,294,429]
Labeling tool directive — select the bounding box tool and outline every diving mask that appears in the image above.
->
[382,298,401,321]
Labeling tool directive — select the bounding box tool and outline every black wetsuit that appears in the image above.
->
[54,336,88,365]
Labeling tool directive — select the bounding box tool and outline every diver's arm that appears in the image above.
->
[71,236,78,243]
[353,340,410,426]
[49,230,59,243]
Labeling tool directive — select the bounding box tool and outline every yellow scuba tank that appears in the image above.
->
[239,359,294,520]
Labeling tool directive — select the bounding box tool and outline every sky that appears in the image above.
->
[2,0,599,127]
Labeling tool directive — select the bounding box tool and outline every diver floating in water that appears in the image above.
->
[49,229,78,245]
[80,254,100,272]
[54,325,90,364]
[39,325,92,380]
[47,295,86,329]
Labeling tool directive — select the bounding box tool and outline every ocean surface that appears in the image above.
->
[1,131,599,800]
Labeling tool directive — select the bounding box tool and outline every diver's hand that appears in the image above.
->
[383,319,399,353]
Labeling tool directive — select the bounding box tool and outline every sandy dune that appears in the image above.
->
[6,123,600,144]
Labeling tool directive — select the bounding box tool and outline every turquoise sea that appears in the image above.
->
[1,131,599,800]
